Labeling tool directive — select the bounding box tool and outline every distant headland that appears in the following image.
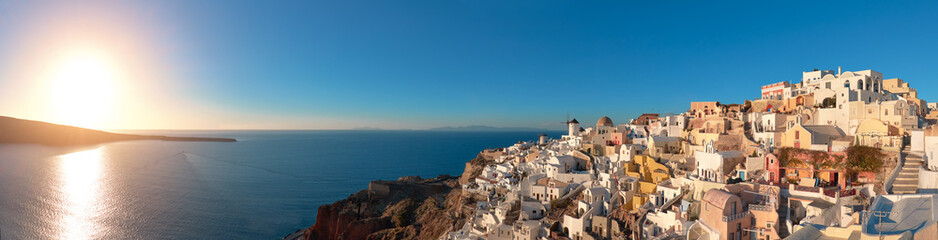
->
[0,116,236,146]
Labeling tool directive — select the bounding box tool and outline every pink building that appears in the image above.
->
[692,189,753,240]
[765,153,780,183]
[765,150,867,189]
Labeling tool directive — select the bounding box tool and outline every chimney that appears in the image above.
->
[838,66,842,76]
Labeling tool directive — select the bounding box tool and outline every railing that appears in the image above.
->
[722,210,750,222]
[750,204,773,212]
[841,189,857,197]
[793,185,819,193]
[823,189,837,198]
[884,146,907,194]
[754,179,789,189]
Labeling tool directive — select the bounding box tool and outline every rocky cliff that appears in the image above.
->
[291,152,498,240]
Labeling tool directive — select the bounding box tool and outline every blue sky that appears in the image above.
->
[2,1,938,129]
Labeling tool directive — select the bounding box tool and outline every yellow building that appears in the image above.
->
[883,78,927,116]
[782,94,814,112]
[855,119,902,151]
[780,122,845,150]
[624,155,671,209]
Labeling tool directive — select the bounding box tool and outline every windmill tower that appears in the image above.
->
[566,114,580,137]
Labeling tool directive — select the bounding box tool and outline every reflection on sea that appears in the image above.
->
[57,147,105,240]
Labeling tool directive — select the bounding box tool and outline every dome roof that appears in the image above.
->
[702,189,737,210]
[597,116,614,127]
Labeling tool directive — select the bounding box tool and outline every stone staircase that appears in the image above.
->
[892,148,922,194]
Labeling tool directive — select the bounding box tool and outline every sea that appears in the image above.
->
[0,130,564,239]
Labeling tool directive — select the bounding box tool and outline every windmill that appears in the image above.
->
[561,112,572,125]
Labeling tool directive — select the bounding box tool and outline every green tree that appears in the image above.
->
[778,147,806,167]
[844,146,885,179]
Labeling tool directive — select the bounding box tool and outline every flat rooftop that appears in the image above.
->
[863,194,938,236]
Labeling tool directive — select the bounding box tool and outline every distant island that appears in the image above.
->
[427,125,556,132]
[0,116,236,146]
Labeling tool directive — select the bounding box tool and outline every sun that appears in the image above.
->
[48,49,120,129]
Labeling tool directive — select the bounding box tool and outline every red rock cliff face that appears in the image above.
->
[299,175,471,240]
[294,150,500,240]
[305,199,391,240]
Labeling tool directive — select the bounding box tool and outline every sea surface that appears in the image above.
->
[0,130,563,239]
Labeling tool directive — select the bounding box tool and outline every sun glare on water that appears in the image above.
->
[57,147,106,239]
[48,49,120,129]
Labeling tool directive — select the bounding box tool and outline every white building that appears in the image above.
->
[769,68,920,133]
[530,177,571,203]
[694,140,746,183]
[749,112,788,149]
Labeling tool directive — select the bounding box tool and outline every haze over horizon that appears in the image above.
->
[2,1,938,130]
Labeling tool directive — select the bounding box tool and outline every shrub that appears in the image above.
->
[845,145,885,174]
[550,198,571,209]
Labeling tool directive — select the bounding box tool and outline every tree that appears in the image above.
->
[778,147,806,167]
[844,146,885,179]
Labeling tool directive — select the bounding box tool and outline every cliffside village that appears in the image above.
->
[443,68,938,240]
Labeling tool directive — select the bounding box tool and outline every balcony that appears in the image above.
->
[749,204,773,212]
[793,185,819,193]
[722,210,750,222]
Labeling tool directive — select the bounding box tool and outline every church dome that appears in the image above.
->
[597,116,614,127]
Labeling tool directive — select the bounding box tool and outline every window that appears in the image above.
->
[795,131,800,139]
[826,82,831,89]
[738,223,743,238]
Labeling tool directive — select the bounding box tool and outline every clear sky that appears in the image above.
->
[2,1,938,130]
